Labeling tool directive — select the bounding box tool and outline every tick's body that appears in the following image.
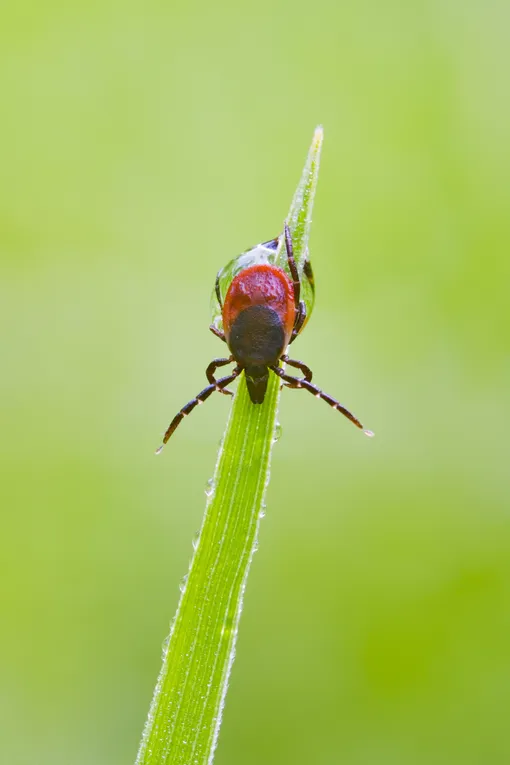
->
[156,224,372,451]
[223,265,295,403]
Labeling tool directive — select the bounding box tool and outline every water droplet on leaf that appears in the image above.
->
[179,574,188,593]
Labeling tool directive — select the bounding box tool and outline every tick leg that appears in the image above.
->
[290,300,306,343]
[285,224,311,342]
[280,355,313,382]
[206,356,235,396]
[270,366,370,433]
[210,325,227,343]
[303,254,315,296]
[284,222,301,309]
[156,368,241,452]
[215,271,223,309]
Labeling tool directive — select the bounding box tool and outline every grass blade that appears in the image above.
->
[136,126,324,765]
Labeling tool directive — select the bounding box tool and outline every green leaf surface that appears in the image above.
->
[136,126,323,765]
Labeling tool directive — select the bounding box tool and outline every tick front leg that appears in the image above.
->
[206,356,235,396]
[280,355,313,382]
[156,367,241,452]
[270,366,373,435]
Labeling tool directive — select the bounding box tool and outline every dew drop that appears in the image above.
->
[155,445,164,455]
[192,530,200,551]
[161,635,170,659]
[363,429,375,438]
[205,478,215,497]
[179,574,188,593]
[272,422,283,443]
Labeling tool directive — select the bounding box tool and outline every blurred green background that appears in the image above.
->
[1,1,509,763]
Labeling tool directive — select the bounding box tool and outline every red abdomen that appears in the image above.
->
[222,265,296,347]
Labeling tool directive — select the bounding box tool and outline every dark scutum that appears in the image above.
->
[228,305,286,404]
[229,305,285,368]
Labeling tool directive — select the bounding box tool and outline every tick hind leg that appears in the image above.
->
[206,356,235,396]
[209,273,227,343]
[284,223,307,343]
[156,367,241,452]
[210,325,227,343]
[284,222,301,308]
[290,252,314,341]
[214,270,223,309]
[270,365,373,435]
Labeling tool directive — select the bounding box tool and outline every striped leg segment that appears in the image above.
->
[214,270,223,309]
[290,300,307,342]
[209,325,227,343]
[206,356,235,396]
[280,355,313,382]
[156,367,241,453]
[270,366,373,436]
[284,222,301,308]
[284,222,307,342]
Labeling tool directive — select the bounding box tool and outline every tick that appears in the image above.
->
[156,224,372,452]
